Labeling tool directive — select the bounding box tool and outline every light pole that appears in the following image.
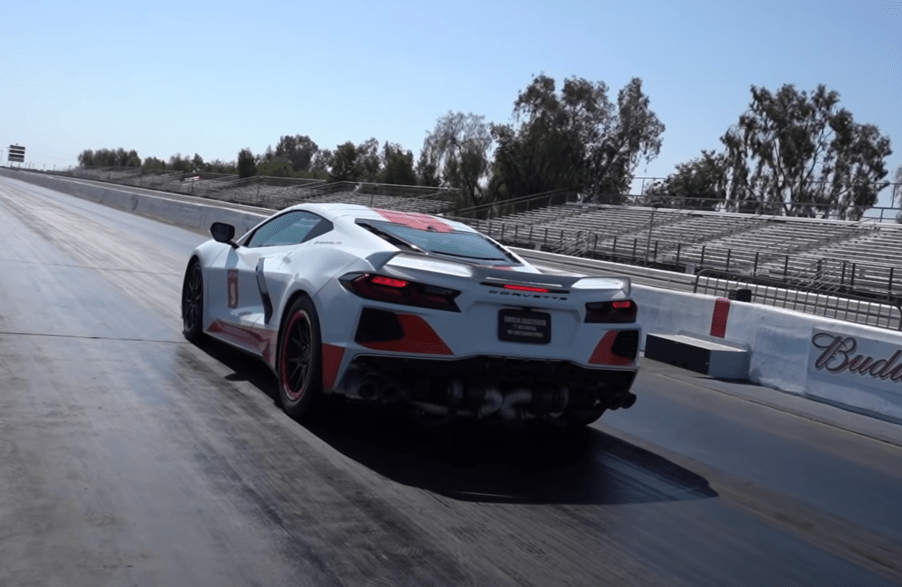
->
[645,202,661,264]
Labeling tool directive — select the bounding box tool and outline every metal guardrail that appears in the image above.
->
[692,268,902,331]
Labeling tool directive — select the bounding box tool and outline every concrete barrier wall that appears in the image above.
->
[0,168,268,236]
[724,301,902,422]
[630,285,718,347]
[5,168,902,421]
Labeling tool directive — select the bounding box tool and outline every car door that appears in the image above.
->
[222,210,331,328]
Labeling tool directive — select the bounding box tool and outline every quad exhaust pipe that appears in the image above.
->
[412,380,570,423]
[340,369,406,404]
[607,392,637,410]
[339,369,635,422]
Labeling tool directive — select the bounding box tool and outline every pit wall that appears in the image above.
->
[4,169,901,423]
[0,168,267,236]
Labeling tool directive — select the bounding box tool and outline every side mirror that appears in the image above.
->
[211,222,237,247]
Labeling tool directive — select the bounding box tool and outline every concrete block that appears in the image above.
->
[645,332,750,380]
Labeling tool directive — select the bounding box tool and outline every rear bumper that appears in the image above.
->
[349,354,637,392]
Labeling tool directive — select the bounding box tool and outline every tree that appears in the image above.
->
[324,139,383,182]
[77,149,94,167]
[237,148,256,178]
[588,78,665,199]
[491,75,664,204]
[206,159,237,174]
[721,84,892,219]
[416,147,440,187]
[77,148,141,168]
[642,150,727,210]
[423,111,493,207]
[274,134,319,173]
[168,153,193,173]
[329,141,359,182]
[355,138,382,182]
[380,142,417,185]
[142,156,167,171]
[309,149,333,179]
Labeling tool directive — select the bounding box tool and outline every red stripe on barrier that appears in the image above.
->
[710,298,730,338]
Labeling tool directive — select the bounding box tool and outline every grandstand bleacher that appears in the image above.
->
[469,201,902,301]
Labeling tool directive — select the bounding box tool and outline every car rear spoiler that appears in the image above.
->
[370,250,629,293]
[472,265,583,290]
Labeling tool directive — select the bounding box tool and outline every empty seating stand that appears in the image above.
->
[484,202,901,297]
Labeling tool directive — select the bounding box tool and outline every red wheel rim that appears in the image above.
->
[281,310,313,402]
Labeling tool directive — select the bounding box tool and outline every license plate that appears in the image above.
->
[498,309,551,344]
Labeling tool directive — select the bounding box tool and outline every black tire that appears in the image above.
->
[181,259,205,343]
[277,295,323,421]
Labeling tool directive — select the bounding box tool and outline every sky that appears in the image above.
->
[1,0,901,209]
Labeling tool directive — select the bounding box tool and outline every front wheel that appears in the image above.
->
[181,259,204,342]
[277,295,323,421]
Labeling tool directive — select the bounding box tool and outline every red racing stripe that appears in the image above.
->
[588,331,634,366]
[359,314,453,355]
[372,208,453,233]
[208,320,278,365]
[321,344,345,390]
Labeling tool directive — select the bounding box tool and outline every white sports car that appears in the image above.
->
[181,203,640,428]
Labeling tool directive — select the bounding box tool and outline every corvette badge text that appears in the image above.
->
[488,290,568,301]
[810,330,902,383]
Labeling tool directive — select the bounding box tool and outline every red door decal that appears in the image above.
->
[228,269,239,308]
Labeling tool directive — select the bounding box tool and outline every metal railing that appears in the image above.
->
[451,216,902,300]
[514,248,902,331]
[693,268,902,331]
[631,192,901,223]
[455,188,577,220]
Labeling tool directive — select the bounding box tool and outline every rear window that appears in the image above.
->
[363,220,510,262]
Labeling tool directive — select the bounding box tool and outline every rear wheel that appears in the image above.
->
[181,259,204,342]
[277,295,323,421]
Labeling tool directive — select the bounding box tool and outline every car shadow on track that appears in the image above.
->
[307,407,719,506]
[196,337,718,507]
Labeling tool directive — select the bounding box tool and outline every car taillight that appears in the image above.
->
[340,273,461,312]
[502,284,550,293]
[585,300,637,323]
[371,276,408,288]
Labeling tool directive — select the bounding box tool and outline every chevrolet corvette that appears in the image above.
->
[181,203,640,428]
